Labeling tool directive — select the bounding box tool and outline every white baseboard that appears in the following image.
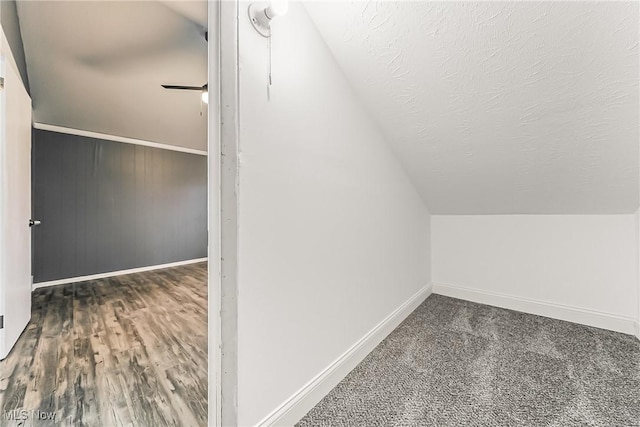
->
[635,321,640,341]
[432,282,637,336]
[32,258,208,290]
[257,283,433,427]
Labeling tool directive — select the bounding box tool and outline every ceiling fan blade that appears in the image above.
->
[162,85,203,90]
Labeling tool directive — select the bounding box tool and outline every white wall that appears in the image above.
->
[432,215,638,334]
[237,3,430,425]
[636,210,640,339]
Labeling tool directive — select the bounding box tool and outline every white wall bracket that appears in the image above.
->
[248,4,271,38]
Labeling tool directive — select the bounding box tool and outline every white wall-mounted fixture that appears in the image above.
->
[248,0,288,38]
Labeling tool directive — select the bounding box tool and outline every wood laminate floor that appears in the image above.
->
[0,263,208,427]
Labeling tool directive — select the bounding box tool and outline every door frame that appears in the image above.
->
[209,0,240,425]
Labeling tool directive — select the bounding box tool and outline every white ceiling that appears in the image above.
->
[306,1,639,214]
[17,1,208,151]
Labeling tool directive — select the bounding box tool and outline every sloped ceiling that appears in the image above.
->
[16,1,207,151]
[306,1,639,214]
[1,0,30,92]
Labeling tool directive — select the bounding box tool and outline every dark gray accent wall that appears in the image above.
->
[32,129,207,282]
[1,0,30,93]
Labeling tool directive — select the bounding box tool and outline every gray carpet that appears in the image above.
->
[297,294,640,427]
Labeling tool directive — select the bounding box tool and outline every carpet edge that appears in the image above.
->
[432,282,637,336]
[256,283,434,427]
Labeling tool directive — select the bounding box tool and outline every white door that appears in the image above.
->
[0,42,33,359]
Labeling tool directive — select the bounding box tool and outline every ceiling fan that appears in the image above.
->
[162,83,208,104]
[161,32,208,104]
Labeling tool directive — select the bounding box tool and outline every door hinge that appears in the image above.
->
[0,77,4,91]
[0,315,3,329]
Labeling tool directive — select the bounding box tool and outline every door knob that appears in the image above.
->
[29,219,41,227]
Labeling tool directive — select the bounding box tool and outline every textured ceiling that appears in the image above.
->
[306,1,639,214]
[17,1,207,151]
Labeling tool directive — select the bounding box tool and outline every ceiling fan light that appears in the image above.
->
[201,90,208,104]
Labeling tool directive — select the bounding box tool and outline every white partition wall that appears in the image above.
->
[235,2,431,425]
[636,210,640,339]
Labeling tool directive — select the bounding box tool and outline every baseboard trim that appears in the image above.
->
[33,123,208,156]
[257,283,433,427]
[634,321,640,341]
[32,258,208,290]
[432,282,637,336]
